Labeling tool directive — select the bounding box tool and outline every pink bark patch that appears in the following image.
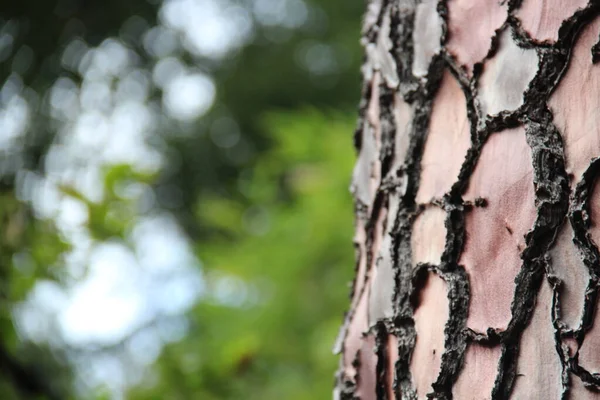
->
[583,179,600,375]
[549,18,600,184]
[563,337,578,359]
[460,127,536,331]
[335,217,370,355]
[344,288,369,378]
[511,281,563,399]
[392,93,413,169]
[369,200,398,324]
[370,205,387,271]
[446,0,507,73]
[351,219,368,312]
[411,207,447,266]
[549,222,588,329]
[356,334,377,399]
[453,343,501,399]
[352,73,382,209]
[416,70,470,203]
[568,373,598,400]
[578,296,600,374]
[409,273,448,399]
[387,334,399,399]
[515,0,588,43]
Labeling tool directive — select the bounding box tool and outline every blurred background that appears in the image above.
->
[0,0,363,399]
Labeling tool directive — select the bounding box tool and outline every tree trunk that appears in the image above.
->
[335,0,600,398]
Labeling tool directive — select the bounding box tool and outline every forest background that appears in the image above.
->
[0,0,364,399]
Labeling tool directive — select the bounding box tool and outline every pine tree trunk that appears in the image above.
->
[335,1,600,398]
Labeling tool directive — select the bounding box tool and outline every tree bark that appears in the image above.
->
[335,0,600,398]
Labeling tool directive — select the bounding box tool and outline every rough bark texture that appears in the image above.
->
[335,0,600,398]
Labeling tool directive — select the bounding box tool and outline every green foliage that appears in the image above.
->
[127,109,356,399]
[60,164,156,241]
[0,192,73,399]
[0,0,363,398]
